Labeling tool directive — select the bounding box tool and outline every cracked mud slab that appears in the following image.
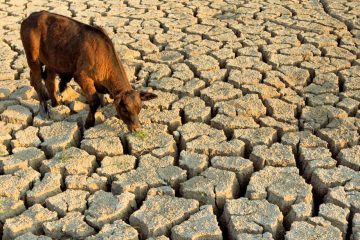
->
[0,0,359,239]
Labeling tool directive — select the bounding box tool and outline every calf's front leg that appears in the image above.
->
[75,73,100,129]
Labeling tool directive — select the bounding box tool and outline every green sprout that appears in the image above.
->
[132,130,147,139]
[57,151,73,163]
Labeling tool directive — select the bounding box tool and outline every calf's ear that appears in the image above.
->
[140,91,157,101]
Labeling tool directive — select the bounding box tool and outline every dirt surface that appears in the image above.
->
[0,0,359,239]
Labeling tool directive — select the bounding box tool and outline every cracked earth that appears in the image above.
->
[0,0,359,239]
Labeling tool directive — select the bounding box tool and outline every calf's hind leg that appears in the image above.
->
[21,27,49,115]
[75,73,100,129]
[29,61,50,115]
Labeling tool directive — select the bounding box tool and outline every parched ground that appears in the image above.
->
[0,0,359,239]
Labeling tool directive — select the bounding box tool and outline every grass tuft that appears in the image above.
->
[132,130,147,139]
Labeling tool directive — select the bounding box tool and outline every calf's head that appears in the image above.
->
[114,90,157,131]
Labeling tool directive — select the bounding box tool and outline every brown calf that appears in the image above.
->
[20,11,157,130]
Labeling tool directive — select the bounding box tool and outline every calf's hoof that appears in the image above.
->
[51,100,59,107]
[40,101,50,118]
[84,117,95,129]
